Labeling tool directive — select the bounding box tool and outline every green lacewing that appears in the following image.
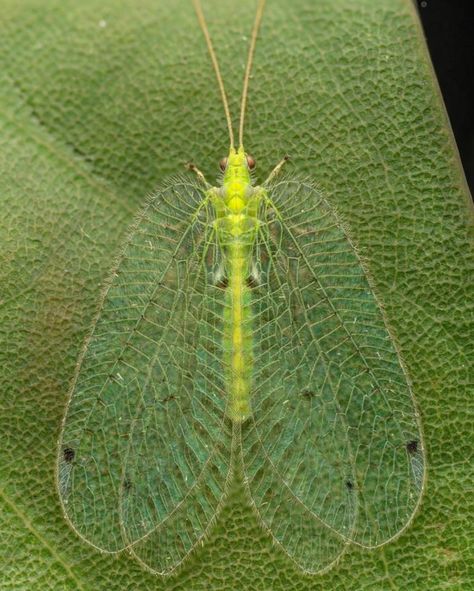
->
[56,0,425,575]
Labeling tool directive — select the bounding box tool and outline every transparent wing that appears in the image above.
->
[56,179,232,574]
[242,178,425,573]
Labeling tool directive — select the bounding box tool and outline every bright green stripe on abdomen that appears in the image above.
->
[223,241,253,422]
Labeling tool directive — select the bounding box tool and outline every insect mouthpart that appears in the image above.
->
[246,155,256,170]
[219,157,228,171]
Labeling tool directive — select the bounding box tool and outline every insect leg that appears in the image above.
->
[263,154,290,185]
[186,162,212,188]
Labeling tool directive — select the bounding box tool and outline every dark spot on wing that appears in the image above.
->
[266,208,277,221]
[406,440,419,454]
[246,276,259,289]
[216,277,228,289]
[63,447,75,463]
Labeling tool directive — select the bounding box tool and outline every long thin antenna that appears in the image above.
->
[192,0,235,148]
[239,0,266,147]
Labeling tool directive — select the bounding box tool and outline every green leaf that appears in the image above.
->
[1,0,472,589]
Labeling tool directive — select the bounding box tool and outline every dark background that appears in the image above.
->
[416,0,474,195]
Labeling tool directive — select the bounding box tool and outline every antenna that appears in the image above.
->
[192,0,235,148]
[239,0,266,147]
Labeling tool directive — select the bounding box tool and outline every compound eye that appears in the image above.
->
[246,155,256,170]
[219,157,228,171]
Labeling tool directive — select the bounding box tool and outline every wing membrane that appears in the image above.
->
[57,179,231,573]
[57,174,425,575]
[242,178,425,572]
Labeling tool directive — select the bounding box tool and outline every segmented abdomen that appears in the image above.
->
[223,240,253,422]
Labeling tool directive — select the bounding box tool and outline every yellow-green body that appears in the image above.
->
[208,146,264,422]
